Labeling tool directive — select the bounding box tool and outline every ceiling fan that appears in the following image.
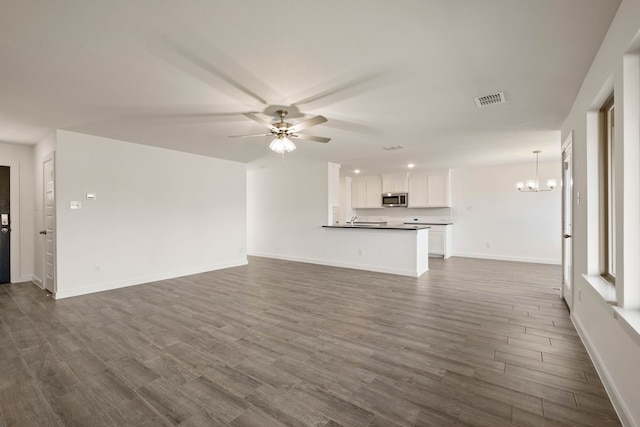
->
[229,109,330,154]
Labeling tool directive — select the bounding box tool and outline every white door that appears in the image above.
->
[42,156,55,293]
[561,140,573,309]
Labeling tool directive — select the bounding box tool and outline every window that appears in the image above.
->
[600,95,616,283]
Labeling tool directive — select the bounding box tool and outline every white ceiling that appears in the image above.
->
[0,0,620,175]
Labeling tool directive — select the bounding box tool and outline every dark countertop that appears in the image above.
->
[323,224,431,230]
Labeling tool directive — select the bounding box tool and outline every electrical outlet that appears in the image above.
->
[94,264,101,273]
[486,242,491,248]
[358,249,363,256]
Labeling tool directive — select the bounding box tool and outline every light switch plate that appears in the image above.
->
[70,201,82,210]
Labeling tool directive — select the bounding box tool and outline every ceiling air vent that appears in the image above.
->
[383,145,404,151]
[474,92,506,107]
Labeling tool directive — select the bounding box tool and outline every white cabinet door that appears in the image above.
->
[351,178,367,208]
[352,176,382,208]
[408,175,428,207]
[427,172,451,207]
[382,173,408,193]
[428,230,445,255]
[365,175,382,208]
[427,225,452,258]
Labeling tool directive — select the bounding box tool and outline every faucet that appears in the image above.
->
[350,215,357,226]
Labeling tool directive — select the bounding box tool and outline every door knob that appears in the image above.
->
[39,230,47,235]
[563,234,571,238]
[1,228,8,234]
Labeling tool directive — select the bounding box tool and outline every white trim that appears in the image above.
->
[247,251,427,277]
[561,129,574,151]
[583,273,617,308]
[613,307,640,348]
[53,258,247,299]
[31,276,43,289]
[15,275,32,283]
[452,252,561,265]
[571,314,636,427]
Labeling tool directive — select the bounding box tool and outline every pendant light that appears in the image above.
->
[516,150,556,192]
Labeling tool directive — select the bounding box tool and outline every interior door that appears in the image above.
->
[561,140,573,309]
[42,156,55,293]
[0,166,10,284]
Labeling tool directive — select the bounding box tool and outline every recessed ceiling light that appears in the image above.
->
[408,163,415,168]
[354,169,361,174]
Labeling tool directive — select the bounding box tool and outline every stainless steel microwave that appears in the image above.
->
[382,193,408,207]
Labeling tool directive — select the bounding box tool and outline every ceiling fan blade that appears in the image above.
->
[288,115,328,133]
[228,133,270,138]
[243,113,278,131]
[291,134,331,143]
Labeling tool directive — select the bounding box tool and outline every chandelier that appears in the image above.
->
[516,150,556,192]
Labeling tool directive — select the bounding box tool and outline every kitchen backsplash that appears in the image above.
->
[353,206,453,224]
[355,214,452,224]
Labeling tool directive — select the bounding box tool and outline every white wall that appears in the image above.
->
[248,162,427,276]
[0,141,35,282]
[561,0,640,424]
[53,130,247,298]
[451,161,561,264]
[248,162,331,259]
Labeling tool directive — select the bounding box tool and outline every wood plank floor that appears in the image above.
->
[0,256,621,426]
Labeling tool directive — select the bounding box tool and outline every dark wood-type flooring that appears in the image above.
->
[0,256,621,426]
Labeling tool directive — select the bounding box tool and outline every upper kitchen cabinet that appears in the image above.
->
[381,173,408,193]
[352,175,382,208]
[408,169,451,208]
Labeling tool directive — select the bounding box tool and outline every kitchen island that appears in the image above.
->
[322,223,430,277]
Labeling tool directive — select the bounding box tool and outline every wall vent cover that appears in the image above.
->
[383,145,404,151]
[474,92,506,107]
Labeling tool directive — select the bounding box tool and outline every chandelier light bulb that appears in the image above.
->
[516,150,555,193]
[269,136,296,154]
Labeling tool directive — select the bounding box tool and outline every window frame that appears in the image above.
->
[599,94,616,284]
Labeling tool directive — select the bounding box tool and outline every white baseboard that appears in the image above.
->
[452,252,561,265]
[247,251,426,277]
[15,274,34,283]
[571,314,636,427]
[53,258,248,299]
[31,276,43,289]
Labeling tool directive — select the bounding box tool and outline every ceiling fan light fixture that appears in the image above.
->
[269,136,296,154]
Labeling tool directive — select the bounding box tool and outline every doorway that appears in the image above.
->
[561,135,573,310]
[0,166,10,284]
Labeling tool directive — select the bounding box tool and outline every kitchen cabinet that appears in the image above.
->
[427,224,452,258]
[407,169,451,208]
[427,172,450,206]
[352,175,382,208]
[381,173,408,193]
[408,175,427,207]
[404,222,452,258]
